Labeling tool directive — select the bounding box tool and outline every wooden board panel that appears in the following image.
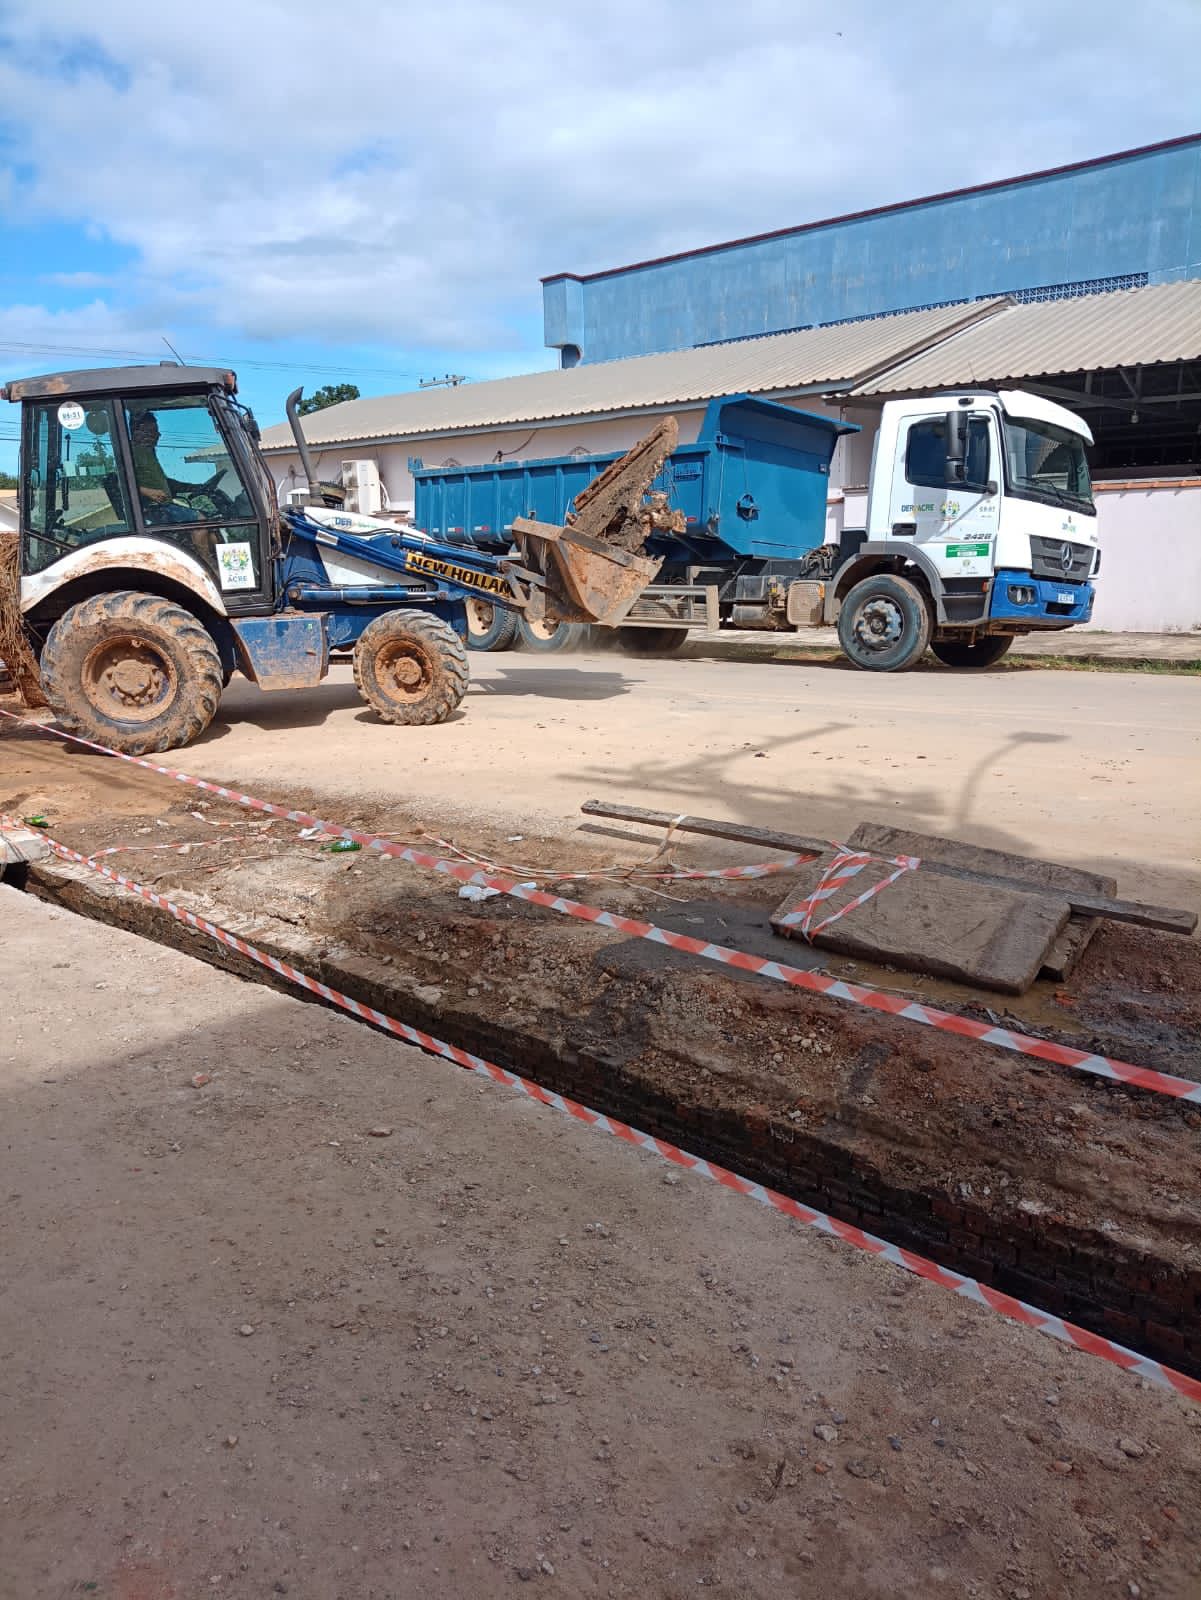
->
[847,821,1118,898]
[773,860,1071,994]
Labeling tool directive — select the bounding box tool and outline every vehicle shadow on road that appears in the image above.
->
[197,682,368,744]
[469,666,635,701]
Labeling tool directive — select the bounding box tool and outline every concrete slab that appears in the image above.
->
[0,825,48,866]
[773,858,1071,993]
[847,821,1118,898]
[845,822,1115,986]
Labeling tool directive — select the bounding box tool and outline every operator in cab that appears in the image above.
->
[128,409,184,520]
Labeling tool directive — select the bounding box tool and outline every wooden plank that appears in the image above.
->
[580,800,826,858]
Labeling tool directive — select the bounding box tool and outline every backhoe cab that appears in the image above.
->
[2,363,668,754]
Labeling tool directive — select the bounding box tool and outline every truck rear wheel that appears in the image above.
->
[464,598,518,652]
[837,573,931,672]
[515,615,588,653]
[353,610,468,725]
[39,590,223,755]
[616,626,688,655]
[931,635,1014,669]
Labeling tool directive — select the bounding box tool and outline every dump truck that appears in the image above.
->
[411,389,1100,670]
[0,364,673,753]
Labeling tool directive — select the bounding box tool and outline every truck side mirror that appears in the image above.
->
[944,410,967,485]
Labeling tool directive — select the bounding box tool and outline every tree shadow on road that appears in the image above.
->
[560,718,1102,878]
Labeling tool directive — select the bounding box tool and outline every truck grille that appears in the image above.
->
[1029,536,1094,581]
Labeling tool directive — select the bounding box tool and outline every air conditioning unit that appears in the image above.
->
[342,459,382,516]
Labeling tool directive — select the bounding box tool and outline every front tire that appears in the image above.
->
[353,610,468,725]
[515,615,588,653]
[931,635,1014,669]
[464,598,518,653]
[616,626,687,655]
[39,590,222,754]
[837,573,932,672]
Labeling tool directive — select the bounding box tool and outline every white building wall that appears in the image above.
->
[269,411,710,515]
[1087,481,1201,632]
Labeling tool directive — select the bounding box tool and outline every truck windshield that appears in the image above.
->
[1002,418,1094,513]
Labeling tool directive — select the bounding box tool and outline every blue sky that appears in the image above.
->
[1,0,1199,474]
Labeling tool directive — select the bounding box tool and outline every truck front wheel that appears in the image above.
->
[515,615,588,653]
[931,635,1014,669]
[353,610,469,725]
[464,598,518,653]
[837,573,932,672]
[39,590,223,755]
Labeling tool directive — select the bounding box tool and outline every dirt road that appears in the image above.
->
[3,887,1200,1600]
[158,650,1201,916]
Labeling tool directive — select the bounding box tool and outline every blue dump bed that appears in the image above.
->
[410,394,856,564]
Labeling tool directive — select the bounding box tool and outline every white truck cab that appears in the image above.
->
[826,388,1098,670]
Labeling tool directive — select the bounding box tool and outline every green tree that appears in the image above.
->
[296,383,360,415]
[0,470,18,489]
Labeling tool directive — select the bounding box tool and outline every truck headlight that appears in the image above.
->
[1008,584,1037,605]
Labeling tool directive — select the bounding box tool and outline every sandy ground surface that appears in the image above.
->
[707,628,1201,661]
[3,886,1200,1600]
[104,649,1201,918]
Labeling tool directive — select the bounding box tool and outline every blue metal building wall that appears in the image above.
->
[542,136,1201,366]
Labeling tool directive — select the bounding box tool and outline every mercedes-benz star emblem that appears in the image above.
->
[1059,542,1074,573]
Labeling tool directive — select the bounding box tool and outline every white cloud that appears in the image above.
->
[0,0,1197,355]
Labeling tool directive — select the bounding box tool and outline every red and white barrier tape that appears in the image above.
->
[6,806,1198,1408]
[777,845,921,940]
[4,708,1199,1104]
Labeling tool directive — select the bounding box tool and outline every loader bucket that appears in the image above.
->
[510,520,664,626]
[507,414,678,627]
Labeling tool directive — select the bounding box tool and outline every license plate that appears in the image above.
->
[1056,591,1073,605]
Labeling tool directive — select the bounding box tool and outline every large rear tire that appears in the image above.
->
[515,615,588,653]
[616,626,688,655]
[931,635,1014,669]
[353,610,468,725]
[39,590,222,754]
[464,598,518,653]
[836,573,932,673]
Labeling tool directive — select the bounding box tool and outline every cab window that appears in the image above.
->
[122,394,253,527]
[905,417,991,492]
[22,399,134,575]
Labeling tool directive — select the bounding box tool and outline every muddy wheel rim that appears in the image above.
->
[82,635,178,722]
[465,599,495,637]
[376,639,434,702]
[524,616,560,642]
[853,597,904,651]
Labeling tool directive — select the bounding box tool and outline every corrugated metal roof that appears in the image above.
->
[258,299,1002,451]
[853,279,1201,395]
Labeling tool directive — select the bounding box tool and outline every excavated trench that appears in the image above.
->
[15,786,1201,1383]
